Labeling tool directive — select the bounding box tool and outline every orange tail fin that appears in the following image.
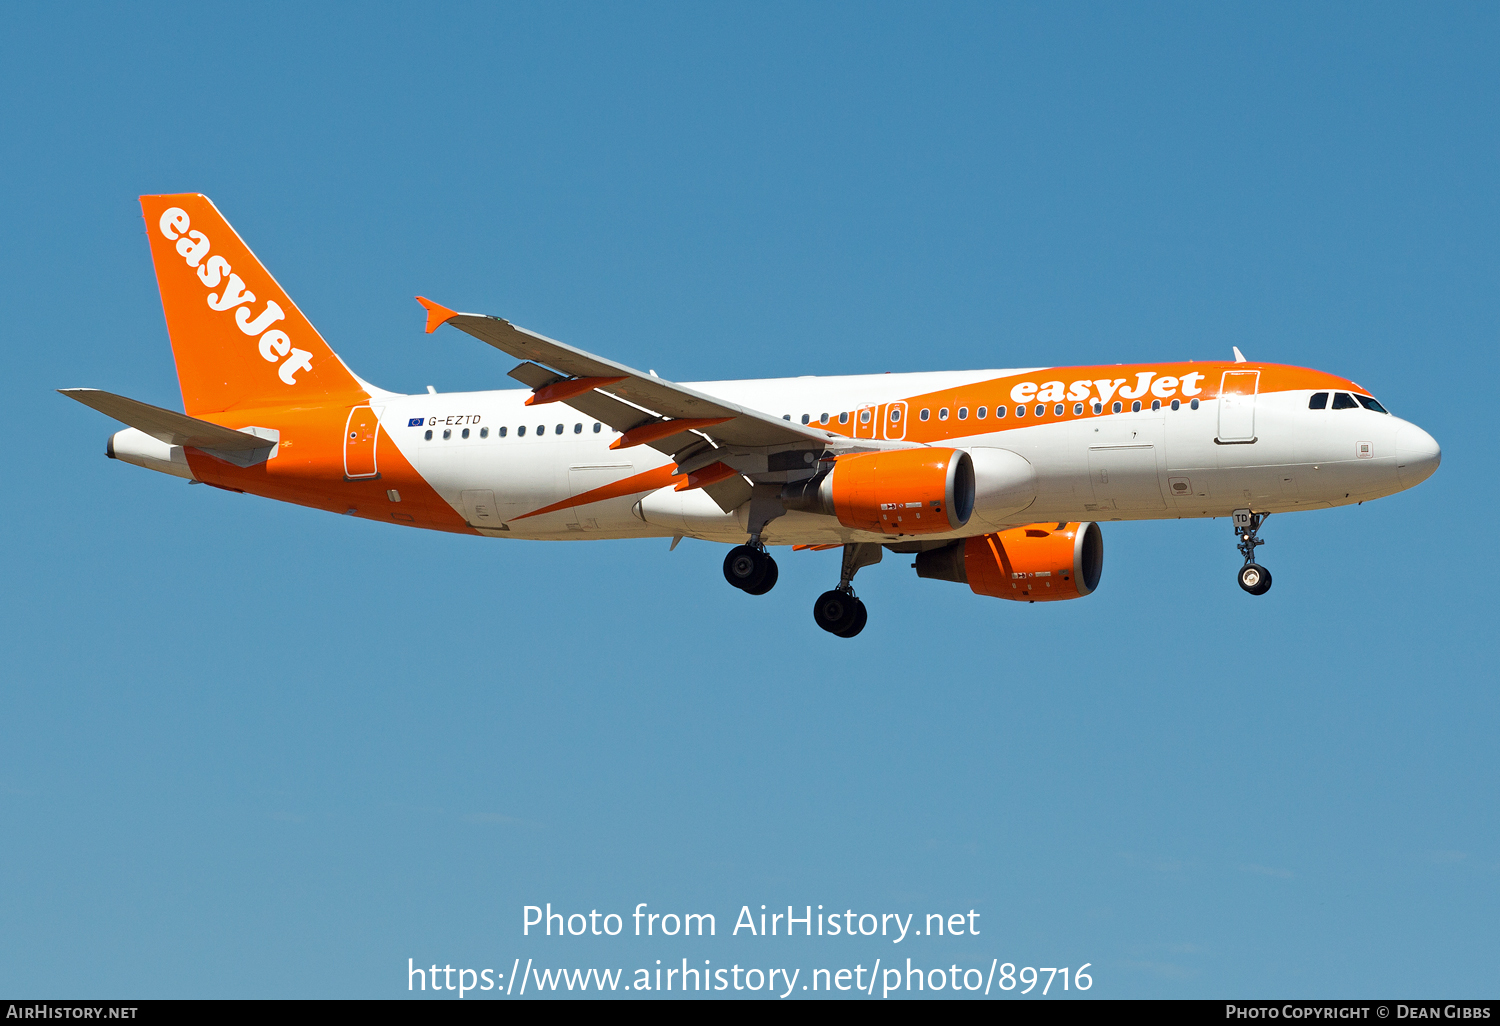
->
[140,194,368,415]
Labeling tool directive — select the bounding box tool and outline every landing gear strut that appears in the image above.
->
[1233,509,1272,596]
[724,486,787,596]
[813,543,881,638]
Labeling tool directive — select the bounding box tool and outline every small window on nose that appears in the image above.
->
[1309,392,1329,410]
[1332,392,1358,410]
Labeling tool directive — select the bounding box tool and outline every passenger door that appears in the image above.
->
[1216,371,1259,443]
[343,406,383,479]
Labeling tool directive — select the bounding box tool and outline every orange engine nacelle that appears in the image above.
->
[788,447,975,536]
[914,522,1103,601]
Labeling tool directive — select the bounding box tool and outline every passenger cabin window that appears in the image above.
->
[1309,392,1329,409]
[424,429,433,440]
[1055,403,1064,416]
[839,412,849,424]
[977,406,987,419]
[443,429,451,440]
[593,423,601,432]
[517,425,526,436]
[1074,403,1084,415]
[574,423,582,433]
[801,414,810,424]
[1190,398,1199,410]
[919,409,930,421]
[1170,399,1180,411]
[1034,404,1045,417]
[957,407,968,420]
[890,408,901,422]
[938,408,949,421]
[1355,395,1388,414]
[1131,400,1141,413]
[860,410,871,424]
[499,426,508,437]
[461,428,470,439]
[1113,401,1123,413]
[1332,392,1358,410]
[1015,405,1025,418]
[820,413,830,424]
[480,427,488,438]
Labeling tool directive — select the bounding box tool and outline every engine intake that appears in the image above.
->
[915,522,1103,601]
[783,448,974,536]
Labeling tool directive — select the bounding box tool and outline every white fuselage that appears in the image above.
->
[356,368,1431,544]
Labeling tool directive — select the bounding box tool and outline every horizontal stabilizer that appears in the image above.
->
[58,388,272,451]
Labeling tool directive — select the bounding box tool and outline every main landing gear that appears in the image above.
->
[813,543,882,639]
[1233,509,1272,596]
[724,543,778,595]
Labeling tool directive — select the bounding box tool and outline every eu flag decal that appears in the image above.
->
[408,417,425,427]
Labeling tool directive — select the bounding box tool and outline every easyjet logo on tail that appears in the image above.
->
[156,208,313,385]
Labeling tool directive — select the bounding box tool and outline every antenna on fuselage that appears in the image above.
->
[1232,347,1247,363]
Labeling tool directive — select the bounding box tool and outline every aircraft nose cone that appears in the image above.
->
[1396,424,1441,489]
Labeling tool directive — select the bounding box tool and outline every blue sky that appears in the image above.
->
[1,1,1495,999]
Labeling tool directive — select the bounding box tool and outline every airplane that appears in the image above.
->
[62,194,1442,638]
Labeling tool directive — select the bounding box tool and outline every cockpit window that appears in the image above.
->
[1331,392,1358,410]
[1309,392,1328,409]
[1355,394,1388,414]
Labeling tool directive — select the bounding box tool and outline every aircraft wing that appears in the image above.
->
[417,297,843,455]
[58,388,274,451]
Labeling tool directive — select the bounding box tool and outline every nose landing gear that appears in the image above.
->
[1233,509,1272,596]
[813,542,882,638]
